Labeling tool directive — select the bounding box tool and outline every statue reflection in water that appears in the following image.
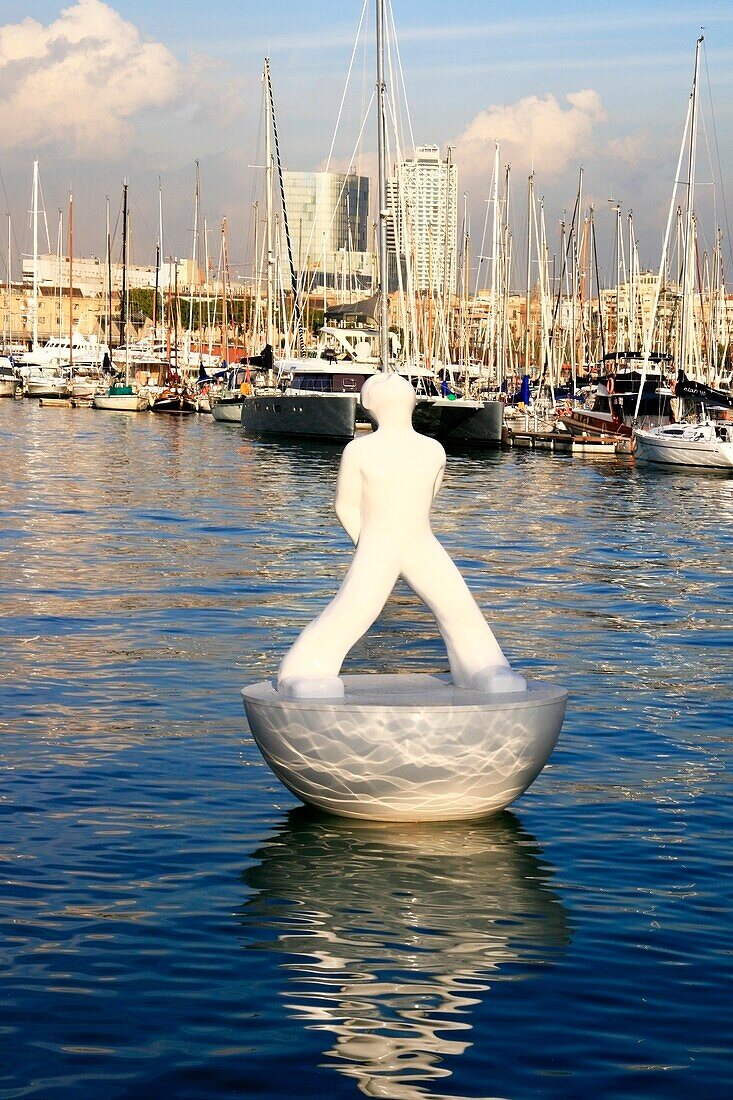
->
[240,809,570,1099]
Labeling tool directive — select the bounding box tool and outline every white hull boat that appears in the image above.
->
[634,420,733,469]
[211,395,244,423]
[0,358,19,398]
[93,386,148,412]
[25,371,72,399]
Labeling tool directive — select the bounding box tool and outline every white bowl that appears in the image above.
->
[242,673,566,821]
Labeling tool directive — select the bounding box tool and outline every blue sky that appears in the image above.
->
[1,0,732,285]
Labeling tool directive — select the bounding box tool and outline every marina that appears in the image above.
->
[1,399,732,1096]
[2,0,733,1096]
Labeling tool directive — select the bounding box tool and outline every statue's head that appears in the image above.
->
[360,372,416,425]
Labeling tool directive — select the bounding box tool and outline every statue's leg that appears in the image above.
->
[278,550,399,697]
[402,537,526,693]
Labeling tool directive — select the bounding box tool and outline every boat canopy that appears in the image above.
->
[675,370,733,410]
[324,294,380,328]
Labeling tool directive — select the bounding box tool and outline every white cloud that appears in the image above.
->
[452,89,607,187]
[0,0,181,156]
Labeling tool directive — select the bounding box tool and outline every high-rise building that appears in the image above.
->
[282,171,373,292]
[386,145,457,296]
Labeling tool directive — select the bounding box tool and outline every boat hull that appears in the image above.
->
[92,393,148,412]
[241,392,358,441]
[0,379,18,398]
[149,390,197,414]
[242,673,566,822]
[412,398,503,445]
[634,426,733,469]
[211,397,244,423]
[25,379,71,399]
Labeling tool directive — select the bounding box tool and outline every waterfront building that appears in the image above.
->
[386,145,457,297]
[21,254,203,297]
[282,171,374,294]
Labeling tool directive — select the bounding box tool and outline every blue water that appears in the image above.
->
[1,400,731,1098]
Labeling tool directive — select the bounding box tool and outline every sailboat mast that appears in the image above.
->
[376,0,390,370]
[264,65,275,352]
[489,141,500,387]
[158,182,164,335]
[153,241,160,345]
[32,160,39,350]
[120,182,128,349]
[680,36,703,378]
[265,59,306,356]
[105,197,112,350]
[188,161,200,361]
[7,214,12,350]
[68,191,73,371]
[523,173,534,375]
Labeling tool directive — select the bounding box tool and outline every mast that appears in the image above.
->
[264,66,275,353]
[376,0,390,370]
[105,197,112,351]
[264,59,306,355]
[68,191,73,372]
[187,161,200,364]
[32,159,39,350]
[7,214,12,350]
[153,241,160,345]
[633,37,701,417]
[119,181,128,349]
[523,173,534,375]
[489,141,500,387]
[221,218,230,365]
[680,35,703,379]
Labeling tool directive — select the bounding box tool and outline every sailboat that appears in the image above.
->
[93,183,148,412]
[240,59,363,441]
[634,37,733,469]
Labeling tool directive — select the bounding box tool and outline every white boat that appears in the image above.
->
[92,388,148,412]
[634,417,733,469]
[632,40,733,472]
[17,333,110,375]
[210,391,244,423]
[24,365,72,399]
[0,356,19,398]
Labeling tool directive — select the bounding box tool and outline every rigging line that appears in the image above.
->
[386,0,416,159]
[0,166,22,276]
[701,43,733,274]
[299,88,376,288]
[265,59,306,356]
[473,150,498,299]
[323,0,369,174]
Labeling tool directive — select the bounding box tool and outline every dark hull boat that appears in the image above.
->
[241,391,359,442]
[149,385,198,414]
[558,353,674,442]
[412,397,503,445]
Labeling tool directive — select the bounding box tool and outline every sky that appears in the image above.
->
[1,0,732,289]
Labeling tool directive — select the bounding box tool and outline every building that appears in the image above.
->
[282,171,374,293]
[386,145,458,297]
[21,254,201,297]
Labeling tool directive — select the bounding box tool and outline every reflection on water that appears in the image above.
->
[241,809,569,1099]
[1,401,731,1097]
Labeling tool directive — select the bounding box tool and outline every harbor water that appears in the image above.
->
[1,400,731,1098]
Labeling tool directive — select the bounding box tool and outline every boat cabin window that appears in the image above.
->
[291,374,333,393]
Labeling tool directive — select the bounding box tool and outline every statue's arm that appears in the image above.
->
[334,446,362,545]
[432,457,446,500]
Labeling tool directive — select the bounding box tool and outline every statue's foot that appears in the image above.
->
[278,675,345,700]
[469,665,527,694]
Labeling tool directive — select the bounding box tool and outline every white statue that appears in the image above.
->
[278,372,527,700]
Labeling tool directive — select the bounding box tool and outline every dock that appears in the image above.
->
[502,424,621,456]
